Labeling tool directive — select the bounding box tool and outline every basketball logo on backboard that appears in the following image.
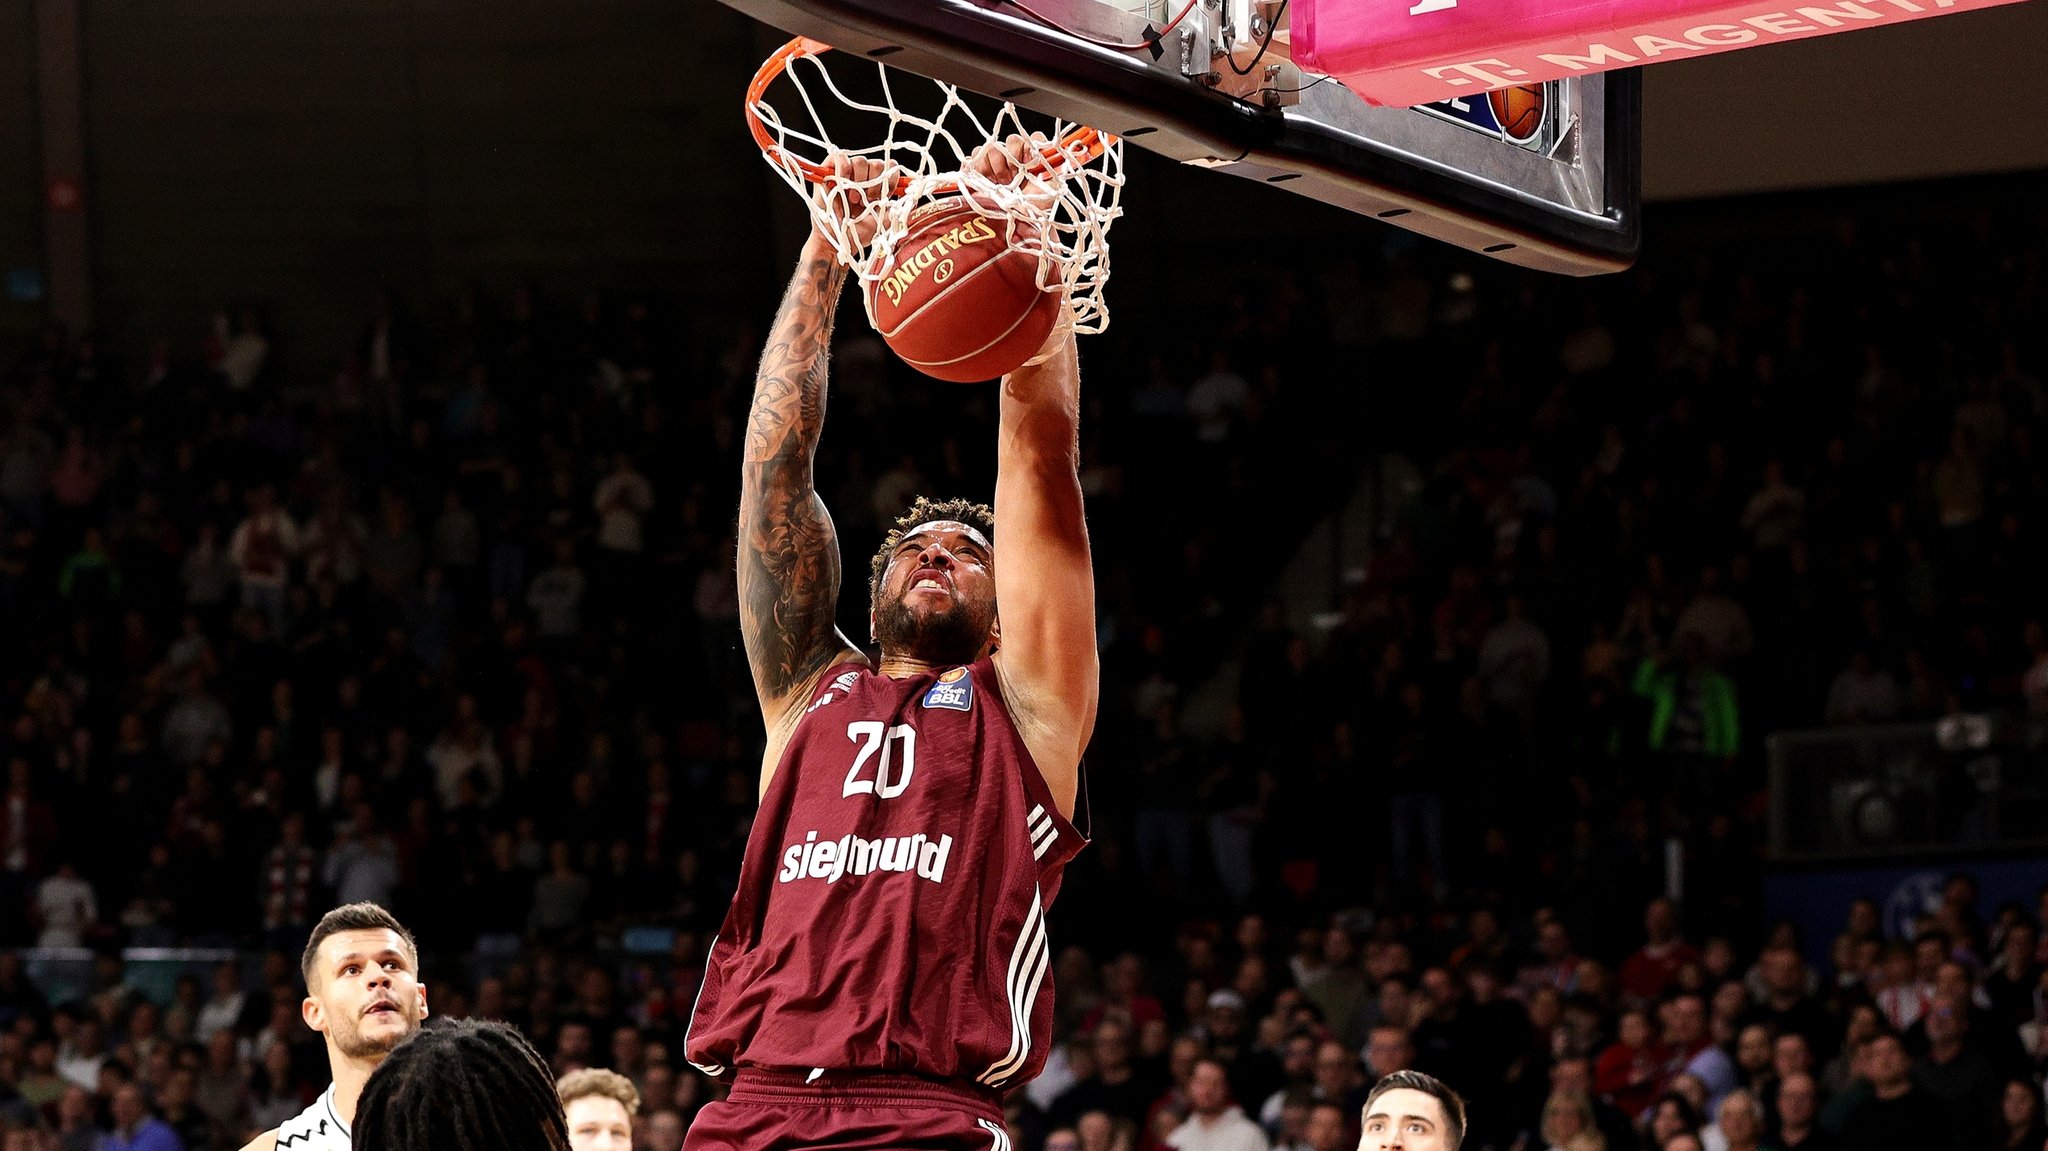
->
[1417,80,1552,153]
[1488,85,1546,144]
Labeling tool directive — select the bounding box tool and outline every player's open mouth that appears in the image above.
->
[910,569,949,592]
[363,1001,399,1018]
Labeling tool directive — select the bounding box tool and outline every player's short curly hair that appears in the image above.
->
[868,496,996,605]
[557,1067,641,1117]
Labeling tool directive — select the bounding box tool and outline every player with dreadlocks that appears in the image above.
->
[237,902,427,1151]
[683,143,1099,1150]
[354,1019,570,1151]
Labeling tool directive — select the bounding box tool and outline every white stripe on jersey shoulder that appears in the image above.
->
[1030,820,1058,860]
[980,885,1050,1087]
[978,1118,1013,1151]
[682,935,730,1077]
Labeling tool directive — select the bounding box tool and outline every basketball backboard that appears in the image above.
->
[720,0,1640,275]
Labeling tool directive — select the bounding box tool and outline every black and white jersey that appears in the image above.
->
[273,1084,349,1151]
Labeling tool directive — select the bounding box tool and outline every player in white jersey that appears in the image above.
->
[238,902,429,1151]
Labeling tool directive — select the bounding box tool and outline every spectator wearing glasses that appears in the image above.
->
[1763,1072,1832,1151]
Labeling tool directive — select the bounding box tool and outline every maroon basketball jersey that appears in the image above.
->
[686,657,1088,1090]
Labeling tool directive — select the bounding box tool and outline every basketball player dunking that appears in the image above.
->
[683,143,1098,1150]
[238,902,428,1151]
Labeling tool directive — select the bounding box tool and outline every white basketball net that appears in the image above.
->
[749,40,1125,337]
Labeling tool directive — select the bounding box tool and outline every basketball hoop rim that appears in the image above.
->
[745,36,1110,195]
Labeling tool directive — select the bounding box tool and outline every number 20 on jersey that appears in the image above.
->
[843,721,917,799]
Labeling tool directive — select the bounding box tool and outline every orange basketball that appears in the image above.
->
[867,197,1062,383]
[1488,84,1546,144]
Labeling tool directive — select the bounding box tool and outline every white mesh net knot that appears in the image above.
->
[749,39,1124,339]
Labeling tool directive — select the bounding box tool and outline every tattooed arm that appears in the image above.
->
[740,228,867,791]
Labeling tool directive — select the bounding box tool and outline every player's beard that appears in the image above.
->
[332,1002,419,1060]
[874,589,993,666]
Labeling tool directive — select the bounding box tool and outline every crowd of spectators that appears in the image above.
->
[0,175,2042,1151]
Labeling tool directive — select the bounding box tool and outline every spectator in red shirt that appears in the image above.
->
[1083,952,1169,1035]
[1620,898,1699,1006]
[1594,1008,1667,1121]
[1517,917,1584,999]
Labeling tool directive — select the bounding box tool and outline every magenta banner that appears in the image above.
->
[1294,0,2028,108]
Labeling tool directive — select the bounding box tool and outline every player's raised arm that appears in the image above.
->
[991,319,1098,821]
[738,165,873,749]
[962,135,1096,821]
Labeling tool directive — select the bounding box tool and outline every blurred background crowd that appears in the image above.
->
[0,175,2042,1151]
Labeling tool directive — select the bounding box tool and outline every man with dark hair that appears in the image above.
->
[1302,1101,1350,1151]
[1907,993,1999,1149]
[1406,969,1475,1089]
[237,901,426,1151]
[1207,989,1285,1114]
[1937,873,1983,954]
[1765,1072,1832,1150]
[1905,958,2024,1069]
[1660,990,1736,1111]
[1259,1032,1321,1131]
[1360,1069,1465,1150]
[355,1019,568,1151]
[1548,1054,1633,1151]
[1166,1058,1269,1151]
[1749,947,1833,1063]
[98,1084,181,1151]
[1618,897,1698,1005]
[1050,1016,1160,1132]
[1982,918,2039,1027]
[684,142,1099,1151]
[1308,1039,1366,1117]
[1836,1032,1954,1151]
[1364,1023,1415,1083]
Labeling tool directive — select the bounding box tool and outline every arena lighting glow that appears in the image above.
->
[1293,0,2028,108]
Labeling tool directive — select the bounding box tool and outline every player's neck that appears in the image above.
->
[877,653,948,678]
[327,1049,384,1126]
[876,648,989,678]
